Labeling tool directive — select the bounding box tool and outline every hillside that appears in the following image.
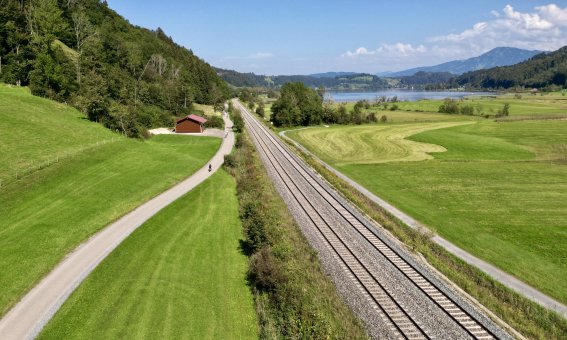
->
[398,71,454,86]
[456,46,567,89]
[0,0,228,137]
[216,67,388,90]
[386,47,541,77]
[0,84,116,182]
[309,72,357,78]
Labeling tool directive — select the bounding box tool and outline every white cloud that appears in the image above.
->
[340,3,567,72]
[431,4,567,51]
[248,52,274,59]
[343,43,426,58]
[536,4,567,26]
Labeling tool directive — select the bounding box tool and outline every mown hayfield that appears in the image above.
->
[39,171,258,339]
[288,119,567,305]
[286,122,471,165]
[0,86,221,316]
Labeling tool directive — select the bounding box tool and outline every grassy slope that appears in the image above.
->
[0,84,115,180]
[0,85,221,315]
[39,171,257,339]
[288,120,567,304]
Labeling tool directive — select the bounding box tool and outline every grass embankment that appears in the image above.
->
[0,84,116,182]
[287,119,567,339]
[224,132,367,339]
[0,85,221,316]
[39,171,257,339]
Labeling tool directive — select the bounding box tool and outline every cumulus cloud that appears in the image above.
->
[340,3,567,71]
[430,4,567,53]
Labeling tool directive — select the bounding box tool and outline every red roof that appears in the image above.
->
[176,114,207,125]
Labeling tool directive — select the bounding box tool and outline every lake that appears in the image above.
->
[326,90,495,102]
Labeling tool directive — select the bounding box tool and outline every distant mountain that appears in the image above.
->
[385,47,542,77]
[309,72,357,78]
[456,46,567,89]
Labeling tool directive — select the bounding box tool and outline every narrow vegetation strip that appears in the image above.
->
[284,138,567,339]
[39,171,257,339]
[223,130,367,339]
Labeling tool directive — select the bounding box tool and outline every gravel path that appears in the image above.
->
[239,100,512,340]
[0,115,235,340]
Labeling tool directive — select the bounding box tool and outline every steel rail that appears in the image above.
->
[238,101,499,340]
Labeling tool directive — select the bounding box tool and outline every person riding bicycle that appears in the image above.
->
[208,164,212,172]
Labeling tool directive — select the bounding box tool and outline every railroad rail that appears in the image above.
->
[237,101,503,340]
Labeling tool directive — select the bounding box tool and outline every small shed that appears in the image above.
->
[176,114,207,133]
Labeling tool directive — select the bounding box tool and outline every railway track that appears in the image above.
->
[237,101,506,340]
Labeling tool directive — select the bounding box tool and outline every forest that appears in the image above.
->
[0,0,229,137]
[456,47,567,90]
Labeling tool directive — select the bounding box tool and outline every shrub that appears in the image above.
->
[380,114,388,123]
[366,112,377,123]
[223,154,236,169]
[460,105,474,115]
[496,103,511,117]
[438,98,460,114]
[204,115,224,129]
[232,109,245,132]
[249,246,286,292]
[390,104,399,111]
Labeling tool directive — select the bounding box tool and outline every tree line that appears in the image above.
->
[254,82,387,127]
[0,0,229,137]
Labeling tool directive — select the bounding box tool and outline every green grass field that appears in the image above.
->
[0,85,221,316]
[0,84,117,182]
[39,171,257,339]
[336,93,567,118]
[287,119,567,305]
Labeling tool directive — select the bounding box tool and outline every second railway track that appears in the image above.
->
[237,100,511,340]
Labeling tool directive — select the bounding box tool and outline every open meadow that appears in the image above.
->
[39,171,258,339]
[287,104,567,305]
[0,86,221,316]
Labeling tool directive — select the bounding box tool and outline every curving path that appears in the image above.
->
[0,115,234,340]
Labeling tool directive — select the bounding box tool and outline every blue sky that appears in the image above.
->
[106,1,567,75]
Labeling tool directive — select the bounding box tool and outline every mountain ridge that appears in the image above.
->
[384,47,542,77]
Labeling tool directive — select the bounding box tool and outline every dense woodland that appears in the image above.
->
[0,0,229,137]
[456,47,567,90]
